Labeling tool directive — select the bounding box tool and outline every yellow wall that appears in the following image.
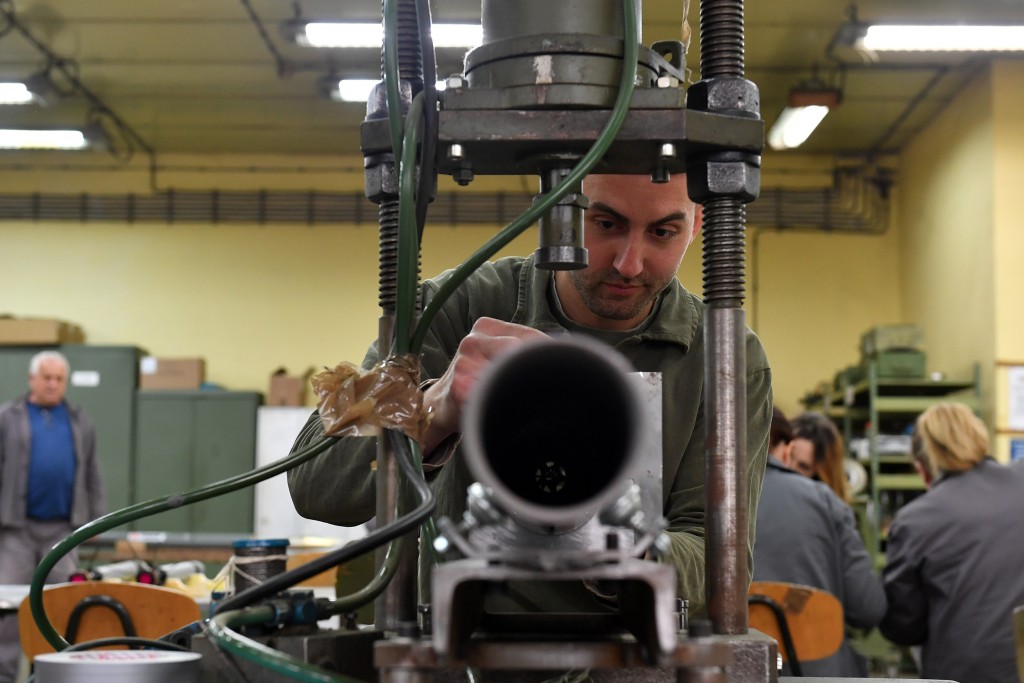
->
[993,62,1024,361]
[897,67,996,426]
[0,218,537,395]
[1,152,906,415]
[750,227,903,418]
[991,61,1024,459]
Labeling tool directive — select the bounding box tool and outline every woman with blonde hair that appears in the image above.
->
[908,401,988,483]
[880,402,1024,683]
[788,412,849,502]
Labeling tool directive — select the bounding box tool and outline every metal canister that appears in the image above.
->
[35,650,201,683]
[231,538,289,593]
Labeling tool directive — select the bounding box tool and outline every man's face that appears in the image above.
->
[786,438,817,478]
[554,174,701,330]
[28,358,69,407]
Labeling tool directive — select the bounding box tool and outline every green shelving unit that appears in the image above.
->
[805,361,980,557]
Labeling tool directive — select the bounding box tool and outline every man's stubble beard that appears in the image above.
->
[568,268,670,322]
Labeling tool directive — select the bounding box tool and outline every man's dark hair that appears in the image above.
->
[770,406,792,449]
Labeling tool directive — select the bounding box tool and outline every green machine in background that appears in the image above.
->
[831,324,928,390]
[0,345,141,514]
[133,390,260,534]
[860,324,927,380]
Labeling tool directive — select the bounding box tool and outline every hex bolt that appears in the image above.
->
[447,143,465,161]
[651,167,671,184]
[676,598,689,633]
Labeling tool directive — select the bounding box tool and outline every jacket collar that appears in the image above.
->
[13,394,75,416]
[510,254,699,351]
[932,455,997,488]
[767,455,797,474]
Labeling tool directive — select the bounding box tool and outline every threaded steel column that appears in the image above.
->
[698,0,750,636]
[375,0,424,633]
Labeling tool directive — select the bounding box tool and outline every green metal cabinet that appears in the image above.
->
[0,347,34,393]
[0,345,141,514]
[133,391,260,533]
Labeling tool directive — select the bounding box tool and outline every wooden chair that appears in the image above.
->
[17,582,202,662]
[1013,604,1024,683]
[285,552,338,588]
[748,581,845,676]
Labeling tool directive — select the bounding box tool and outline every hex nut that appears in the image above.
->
[704,159,760,201]
[687,78,760,116]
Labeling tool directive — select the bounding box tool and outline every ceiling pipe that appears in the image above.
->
[0,170,891,231]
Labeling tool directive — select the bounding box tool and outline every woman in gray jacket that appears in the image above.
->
[754,408,886,677]
[881,402,1024,683]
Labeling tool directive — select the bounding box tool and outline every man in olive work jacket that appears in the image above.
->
[288,173,772,617]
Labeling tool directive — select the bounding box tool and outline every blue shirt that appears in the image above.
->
[26,402,77,520]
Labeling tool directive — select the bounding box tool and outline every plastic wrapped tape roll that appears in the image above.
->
[35,651,201,683]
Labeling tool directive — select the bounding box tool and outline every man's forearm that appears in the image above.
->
[286,412,379,527]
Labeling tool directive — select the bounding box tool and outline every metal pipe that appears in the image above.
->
[374,313,419,631]
[534,167,588,270]
[698,0,751,636]
[461,337,644,534]
[373,0,425,632]
[702,307,748,634]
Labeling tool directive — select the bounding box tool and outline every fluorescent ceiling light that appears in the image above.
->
[859,25,1024,52]
[768,106,829,150]
[0,82,34,105]
[331,78,446,103]
[767,88,841,151]
[298,22,482,49]
[0,129,89,150]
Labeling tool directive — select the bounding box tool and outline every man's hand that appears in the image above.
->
[421,317,547,455]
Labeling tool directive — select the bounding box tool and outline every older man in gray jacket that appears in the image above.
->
[0,350,106,683]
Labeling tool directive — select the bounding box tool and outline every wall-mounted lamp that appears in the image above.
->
[284,21,481,49]
[856,24,1024,52]
[767,86,842,151]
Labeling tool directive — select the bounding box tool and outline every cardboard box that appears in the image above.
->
[0,316,85,345]
[267,367,314,406]
[139,357,206,390]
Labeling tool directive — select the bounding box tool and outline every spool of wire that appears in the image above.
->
[34,650,201,683]
[231,538,289,593]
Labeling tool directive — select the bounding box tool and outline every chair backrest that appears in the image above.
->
[748,581,845,664]
[1013,604,1024,683]
[285,552,338,588]
[17,581,202,661]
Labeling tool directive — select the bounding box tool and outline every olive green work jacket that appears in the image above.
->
[287,255,772,617]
